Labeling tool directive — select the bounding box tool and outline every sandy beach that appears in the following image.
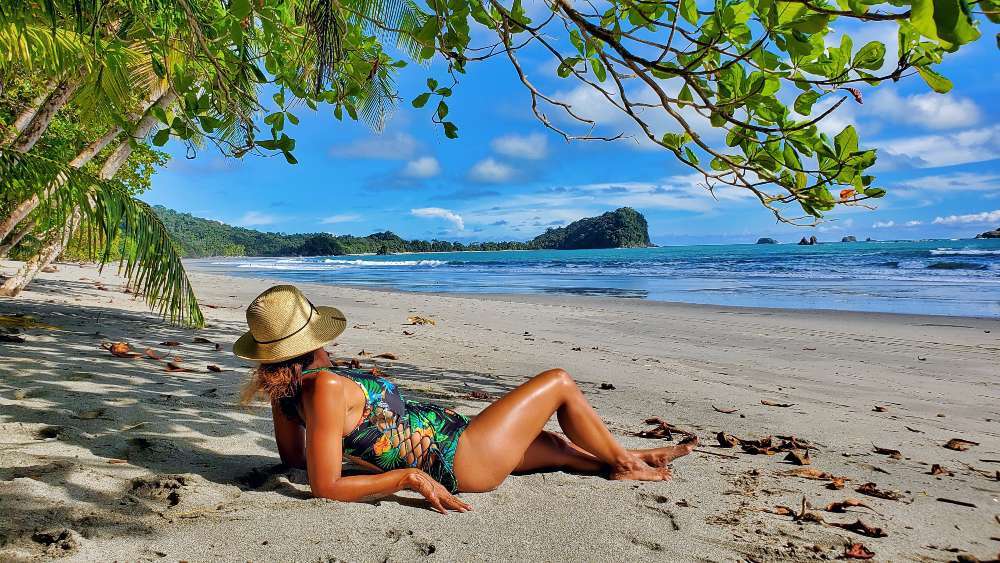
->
[1,260,998,562]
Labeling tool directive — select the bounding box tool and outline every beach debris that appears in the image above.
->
[599,383,616,390]
[107,458,128,464]
[779,468,848,486]
[0,333,26,343]
[716,432,739,448]
[936,497,977,508]
[777,435,816,450]
[761,399,794,407]
[144,348,164,360]
[830,519,887,538]
[32,528,80,555]
[740,436,777,455]
[374,352,398,360]
[571,347,582,351]
[872,405,888,412]
[192,337,214,344]
[855,482,903,501]
[634,417,694,440]
[74,408,108,420]
[465,391,492,401]
[369,366,384,376]
[827,476,847,490]
[0,314,59,330]
[403,330,414,336]
[872,444,903,460]
[784,450,811,465]
[105,342,141,358]
[206,365,223,373]
[406,316,436,325]
[944,438,979,451]
[822,498,879,515]
[904,426,923,433]
[771,497,826,524]
[930,464,953,476]
[959,462,999,480]
[843,543,876,559]
[165,361,194,373]
[215,343,222,351]
[160,341,181,347]
[712,405,738,414]
[358,349,370,356]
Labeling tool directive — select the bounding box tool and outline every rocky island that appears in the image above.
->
[975,226,1000,239]
[155,206,654,257]
[756,237,778,244]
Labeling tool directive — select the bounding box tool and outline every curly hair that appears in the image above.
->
[239,351,315,421]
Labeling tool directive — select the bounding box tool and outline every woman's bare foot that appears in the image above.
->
[608,457,673,481]
[631,435,699,468]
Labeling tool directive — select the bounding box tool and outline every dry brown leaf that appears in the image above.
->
[107,342,141,358]
[406,316,436,326]
[144,348,163,360]
[712,405,738,414]
[873,444,903,460]
[192,337,214,344]
[206,365,223,373]
[771,506,795,516]
[855,482,903,501]
[369,366,385,377]
[761,399,794,407]
[780,468,834,480]
[374,352,398,360]
[165,361,193,373]
[349,358,361,369]
[784,450,811,465]
[716,432,739,448]
[634,417,694,440]
[107,458,128,465]
[944,438,979,451]
[872,405,888,412]
[357,349,370,356]
[599,383,616,390]
[829,519,887,538]
[160,341,180,347]
[402,330,414,336]
[823,498,879,515]
[843,543,876,560]
[930,464,953,476]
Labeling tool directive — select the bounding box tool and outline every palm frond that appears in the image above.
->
[0,147,204,327]
[0,22,92,76]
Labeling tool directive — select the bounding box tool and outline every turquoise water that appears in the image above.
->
[190,239,1000,318]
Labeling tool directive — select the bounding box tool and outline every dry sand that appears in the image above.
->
[1,261,998,562]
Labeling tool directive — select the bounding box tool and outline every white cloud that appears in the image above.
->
[895,172,1000,192]
[491,133,549,159]
[411,207,465,230]
[905,220,924,227]
[872,220,895,228]
[402,156,441,178]
[867,91,982,130]
[320,213,360,224]
[932,209,1000,225]
[329,132,420,160]
[237,211,277,226]
[874,125,1000,169]
[469,158,516,183]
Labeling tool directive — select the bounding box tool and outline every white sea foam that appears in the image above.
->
[929,248,1000,256]
[320,258,446,267]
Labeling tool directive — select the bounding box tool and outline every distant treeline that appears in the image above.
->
[155,206,652,257]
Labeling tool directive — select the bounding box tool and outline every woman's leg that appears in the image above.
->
[454,368,691,492]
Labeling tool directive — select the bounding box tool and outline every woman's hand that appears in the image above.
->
[403,470,472,514]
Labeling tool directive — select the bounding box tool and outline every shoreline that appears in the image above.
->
[1,262,998,561]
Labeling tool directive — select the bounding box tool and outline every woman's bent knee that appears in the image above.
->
[537,368,573,387]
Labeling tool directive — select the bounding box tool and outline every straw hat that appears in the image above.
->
[233,285,347,363]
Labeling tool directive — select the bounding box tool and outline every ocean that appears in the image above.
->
[189,239,1000,318]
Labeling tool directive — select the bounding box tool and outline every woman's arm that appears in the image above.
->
[300,372,470,512]
[271,399,306,469]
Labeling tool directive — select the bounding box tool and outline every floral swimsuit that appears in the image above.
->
[302,368,469,492]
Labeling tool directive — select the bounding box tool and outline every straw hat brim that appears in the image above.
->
[233,305,347,363]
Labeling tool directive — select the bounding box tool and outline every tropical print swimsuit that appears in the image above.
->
[301,368,469,493]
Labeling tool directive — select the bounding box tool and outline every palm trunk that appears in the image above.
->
[1,79,58,146]
[0,90,176,297]
[0,218,36,258]
[0,125,124,242]
[9,77,82,154]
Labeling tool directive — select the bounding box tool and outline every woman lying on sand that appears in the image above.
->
[236,285,697,513]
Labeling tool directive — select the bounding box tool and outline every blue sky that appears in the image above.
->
[142,15,1000,246]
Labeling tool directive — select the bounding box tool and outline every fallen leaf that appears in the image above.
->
[855,482,903,501]
[823,498,879,515]
[944,438,979,451]
[107,458,128,465]
[369,366,384,377]
[785,450,811,465]
[771,506,795,516]
[165,361,193,373]
[571,347,582,351]
[830,519,887,538]
[0,314,59,330]
[406,316,436,326]
[827,476,847,490]
[872,405,888,412]
[716,432,739,448]
[374,352,398,360]
[634,417,694,440]
[402,330,414,336]
[599,383,616,390]
[843,543,875,560]
[349,358,361,369]
[930,464,953,476]
[357,349,370,356]
[0,333,26,343]
[780,468,834,480]
[144,348,163,360]
[712,405,738,414]
[206,365,223,373]
[160,341,181,347]
[192,337,214,344]
[872,444,903,460]
[106,342,141,358]
[214,343,222,351]
[761,399,794,407]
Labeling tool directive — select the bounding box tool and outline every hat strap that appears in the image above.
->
[252,302,317,344]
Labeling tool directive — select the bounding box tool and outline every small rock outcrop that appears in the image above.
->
[798,236,818,245]
[756,237,778,244]
[975,227,1000,239]
[841,236,857,242]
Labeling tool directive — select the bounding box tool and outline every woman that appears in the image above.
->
[236,285,697,513]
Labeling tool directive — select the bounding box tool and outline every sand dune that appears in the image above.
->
[1,261,998,561]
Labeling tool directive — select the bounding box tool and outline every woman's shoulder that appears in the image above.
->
[300,368,347,393]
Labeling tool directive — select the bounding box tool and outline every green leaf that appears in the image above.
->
[412,93,432,108]
[427,78,439,91]
[683,146,700,165]
[679,0,699,25]
[283,151,298,165]
[436,100,449,120]
[230,0,251,19]
[852,41,886,70]
[590,58,607,82]
[863,187,886,197]
[834,125,859,159]
[794,90,821,115]
[679,84,694,104]
[916,66,953,92]
[661,132,687,149]
[443,122,459,139]
[151,129,170,147]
